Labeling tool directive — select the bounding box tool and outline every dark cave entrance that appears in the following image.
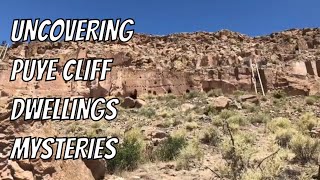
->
[129,89,138,99]
[316,60,320,77]
[305,61,314,75]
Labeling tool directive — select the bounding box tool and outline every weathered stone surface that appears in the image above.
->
[0,28,320,180]
[240,94,259,104]
[135,99,146,108]
[212,96,231,110]
[121,97,136,108]
[8,161,34,180]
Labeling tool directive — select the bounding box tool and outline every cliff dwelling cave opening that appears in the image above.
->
[252,69,268,93]
[129,89,138,99]
[316,60,320,77]
[234,67,240,81]
[305,61,315,75]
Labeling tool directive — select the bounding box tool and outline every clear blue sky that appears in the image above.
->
[0,0,319,42]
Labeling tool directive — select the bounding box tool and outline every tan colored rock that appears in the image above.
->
[240,94,259,104]
[135,99,146,108]
[8,161,34,180]
[212,96,231,110]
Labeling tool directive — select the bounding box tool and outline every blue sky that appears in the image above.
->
[0,0,319,42]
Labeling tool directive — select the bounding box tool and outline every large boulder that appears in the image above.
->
[121,97,136,108]
[212,96,231,110]
[135,99,146,108]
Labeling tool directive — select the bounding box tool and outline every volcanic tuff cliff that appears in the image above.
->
[0,29,320,179]
[1,28,320,99]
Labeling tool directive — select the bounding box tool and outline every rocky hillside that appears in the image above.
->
[0,28,319,179]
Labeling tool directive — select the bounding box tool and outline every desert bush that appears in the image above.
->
[138,107,156,118]
[165,98,181,109]
[242,102,259,113]
[214,110,248,131]
[267,117,292,133]
[289,133,319,163]
[248,112,270,124]
[242,149,288,180]
[219,132,256,179]
[272,90,286,99]
[233,90,246,97]
[161,94,177,101]
[305,96,316,105]
[200,127,221,146]
[156,135,187,161]
[275,128,298,148]
[106,129,144,172]
[203,104,218,116]
[228,114,248,126]
[207,89,223,97]
[297,113,319,132]
[185,122,198,131]
[242,169,262,180]
[219,109,237,120]
[184,90,203,99]
[86,128,97,138]
[176,140,203,170]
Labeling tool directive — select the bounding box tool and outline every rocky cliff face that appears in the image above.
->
[1,28,320,99]
[0,28,320,179]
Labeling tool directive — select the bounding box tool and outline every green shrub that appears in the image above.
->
[267,117,292,133]
[298,113,319,132]
[156,136,187,161]
[242,102,259,113]
[275,128,298,148]
[227,114,248,126]
[207,89,223,97]
[272,90,286,99]
[185,122,198,131]
[289,133,320,163]
[248,112,270,124]
[220,132,256,179]
[233,90,246,97]
[215,110,248,130]
[184,90,202,99]
[203,104,218,116]
[219,109,237,120]
[176,140,203,170]
[242,149,287,180]
[138,107,156,118]
[107,129,144,172]
[305,96,316,105]
[200,127,221,146]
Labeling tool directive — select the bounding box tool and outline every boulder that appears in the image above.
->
[240,94,259,104]
[212,96,231,110]
[8,161,34,180]
[151,130,168,139]
[121,97,136,108]
[83,159,106,180]
[135,99,146,108]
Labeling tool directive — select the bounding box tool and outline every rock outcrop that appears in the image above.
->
[1,28,320,99]
[1,28,320,179]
